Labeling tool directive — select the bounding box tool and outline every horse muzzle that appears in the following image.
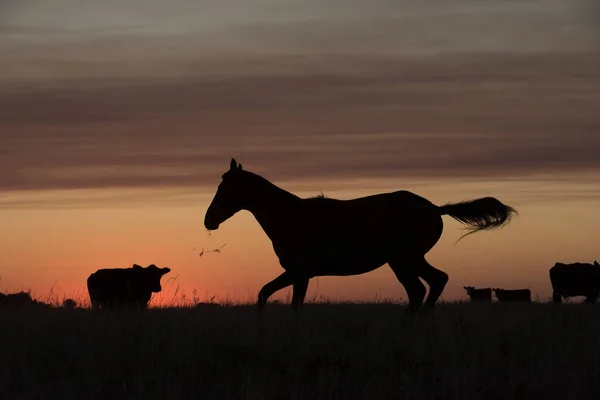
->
[204,219,220,231]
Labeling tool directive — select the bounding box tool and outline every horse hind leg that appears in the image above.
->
[415,258,449,309]
[388,261,426,313]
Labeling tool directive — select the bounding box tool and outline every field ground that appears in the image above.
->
[1,301,600,400]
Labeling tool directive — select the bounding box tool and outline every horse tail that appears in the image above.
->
[438,197,517,242]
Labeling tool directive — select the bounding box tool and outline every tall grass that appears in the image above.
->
[1,302,600,399]
[11,273,410,309]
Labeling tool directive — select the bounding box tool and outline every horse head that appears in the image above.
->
[204,158,247,231]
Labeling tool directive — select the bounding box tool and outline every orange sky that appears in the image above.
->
[1,0,599,305]
[2,174,600,305]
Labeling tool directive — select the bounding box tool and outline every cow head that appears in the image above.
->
[463,286,475,295]
[133,264,171,293]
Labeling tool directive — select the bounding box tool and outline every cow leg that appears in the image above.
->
[585,294,598,304]
[552,292,562,303]
[138,300,149,310]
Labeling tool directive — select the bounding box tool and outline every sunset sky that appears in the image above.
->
[1,0,599,305]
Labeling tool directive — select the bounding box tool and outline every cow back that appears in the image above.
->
[550,262,600,297]
[87,268,154,306]
[493,289,531,302]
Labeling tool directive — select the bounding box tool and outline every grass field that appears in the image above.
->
[1,301,600,400]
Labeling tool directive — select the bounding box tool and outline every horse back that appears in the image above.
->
[303,190,435,214]
[274,190,442,264]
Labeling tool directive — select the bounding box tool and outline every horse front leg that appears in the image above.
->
[257,271,294,315]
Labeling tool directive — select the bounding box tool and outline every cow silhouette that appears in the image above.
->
[550,261,600,303]
[492,288,531,302]
[463,286,492,302]
[87,264,171,310]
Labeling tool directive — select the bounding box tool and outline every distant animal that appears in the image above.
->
[492,288,531,302]
[0,291,33,307]
[463,286,492,302]
[204,158,517,314]
[550,260,600,303]
[0,291,50,309]
[87,264,171,310]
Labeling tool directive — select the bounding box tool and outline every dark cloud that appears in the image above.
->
[1,52,599,202]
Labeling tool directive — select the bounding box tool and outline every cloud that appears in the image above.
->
[2,51,600,197]
[2,0,599,87]
[1,0,599,203]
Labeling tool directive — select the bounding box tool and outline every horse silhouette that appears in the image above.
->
[204,158,517,314]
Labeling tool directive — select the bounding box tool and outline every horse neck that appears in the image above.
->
[244,176,300,241]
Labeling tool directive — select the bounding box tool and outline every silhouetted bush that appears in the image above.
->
[62,298,77,309]
[0,291,51,309]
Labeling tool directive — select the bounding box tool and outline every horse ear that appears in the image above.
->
[132,264,142,269]
[238,163,243,170]
[595,260,599,267]
[230,158,237,171]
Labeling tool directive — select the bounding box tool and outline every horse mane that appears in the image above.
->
[234,171,332,204]
[303,192,340,203]
[238,170,301,200]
